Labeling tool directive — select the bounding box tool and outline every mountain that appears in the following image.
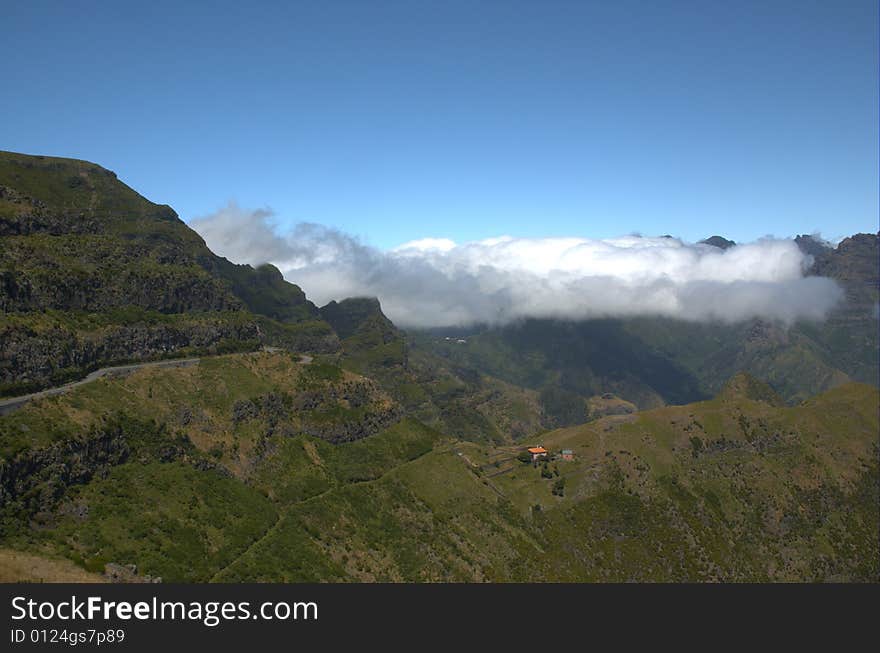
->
[0,151,338,395]
[413,318,707,411]
[414,232,879,408]
[0,152,876,583]
[700,235,737,249]
[795,233,833,259]
[0,151,318,317]
[809,232,879,307]
[0,151,556,449]
[795,232,879,389]
[320,297,396,340]
[319,296,552,442]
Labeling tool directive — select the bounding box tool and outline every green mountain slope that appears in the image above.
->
[225,376,876,582]
[319,297,550,443]
[412,318,708,412]
[0,151,338,395]
[0,151,548,445]
[1,355,875,582]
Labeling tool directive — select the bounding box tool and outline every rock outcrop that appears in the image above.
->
[0,319,262,393]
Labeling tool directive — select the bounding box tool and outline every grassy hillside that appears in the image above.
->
[201,379,880,582]
[509,380,878,581]
[0,351,399,460]
[1,354,875,582]
[0,548,107,583]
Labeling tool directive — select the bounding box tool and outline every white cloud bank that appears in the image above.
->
[190,202,843,328]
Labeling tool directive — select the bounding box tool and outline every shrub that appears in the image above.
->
[552,478,566,497]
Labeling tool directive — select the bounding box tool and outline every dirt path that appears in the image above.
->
[211,444,455,581]
[454,448,508,499]
[208,511,285,583]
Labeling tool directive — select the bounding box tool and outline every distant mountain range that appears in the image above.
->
[417,229,878,410]
[0,150,876,582]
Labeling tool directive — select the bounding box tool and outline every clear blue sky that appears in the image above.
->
[2,0,877,248]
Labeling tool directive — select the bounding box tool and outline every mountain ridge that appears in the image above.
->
[0,151,340,395]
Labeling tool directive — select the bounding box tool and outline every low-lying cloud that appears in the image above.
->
[190,202,843,328]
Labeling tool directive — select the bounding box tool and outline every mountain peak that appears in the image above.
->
[794,234,833,258]
[0,150,182,231]
[320,297,395,340]
[699,235,736,250]
[718,372,785,406]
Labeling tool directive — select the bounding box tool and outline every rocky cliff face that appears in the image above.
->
[0,318,262,393]
[797,232,878,306]
[0,263,243,314]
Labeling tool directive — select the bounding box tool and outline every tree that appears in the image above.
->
[552,478,566,497]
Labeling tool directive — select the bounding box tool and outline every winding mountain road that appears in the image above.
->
[0,358,201,416]
[0,350,314,415]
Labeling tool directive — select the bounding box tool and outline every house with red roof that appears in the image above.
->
[527,446,548,462]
